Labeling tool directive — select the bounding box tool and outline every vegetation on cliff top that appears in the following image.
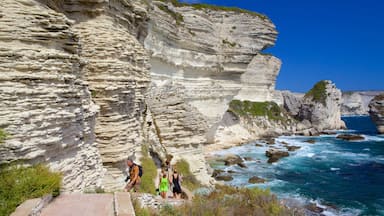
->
[157,0,268,20]
[229,100,284,121]
[305,80,328,106]
[0,164,61,216]
[134,184,302,216]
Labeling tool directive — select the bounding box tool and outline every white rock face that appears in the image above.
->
[0,0,104,192]
[297,81,346,131]
[146,84,213,185]
[145,1,281,136]
[0,0,151,192]
[235,55,282,102]
[341,91,384,116]
[369,94,384,134]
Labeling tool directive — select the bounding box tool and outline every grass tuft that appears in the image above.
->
[133,184,302,215]
[229,100,285,121]
[174,159,201,191]
[0,128,9,144]
[0,164,61,216]
[140,151,158,194]
[304,80,328,106]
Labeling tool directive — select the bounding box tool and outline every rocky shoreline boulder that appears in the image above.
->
[248,176,266,184]
[336,134,365,141]
[266,149,289,163]
[369,94,384,134]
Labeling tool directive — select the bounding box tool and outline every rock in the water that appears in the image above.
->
[265,149,289,163]
[237,162,248,168]
[336,134,365,141]
[248,176,266,184]
[243,157,254,161]
[223,154,244,166]
[215,175,234,182]
[369,94,384,134]
[286,146,301,152]
[297,80,346,131]
[255,143,264,147]
[305,203,324,214]
[321,131,337,135]
[304,140,316,144]
[211,169,224,178]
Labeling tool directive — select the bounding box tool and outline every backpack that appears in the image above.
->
[134,163,143,177]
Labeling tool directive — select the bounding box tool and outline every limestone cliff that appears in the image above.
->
[145,1,281,142]
[0,0,285,190]
[0,0,104,192]
[369,94,384,134]
[0,0,151,192]
[341,91,384,116]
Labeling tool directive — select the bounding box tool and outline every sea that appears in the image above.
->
[210,116,384,216]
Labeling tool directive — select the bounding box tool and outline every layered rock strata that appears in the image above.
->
[369,94,384,134]
[146,84,212,184]
[0,0,104,192]
[341,91,384,116]
[0,0,151,191]
[145,1,281,142]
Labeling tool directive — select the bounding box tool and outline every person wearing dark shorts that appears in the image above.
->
[171,170,182,199]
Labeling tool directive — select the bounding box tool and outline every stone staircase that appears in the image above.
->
[11,192,135,216]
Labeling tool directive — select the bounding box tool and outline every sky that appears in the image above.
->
[181,0,384,92]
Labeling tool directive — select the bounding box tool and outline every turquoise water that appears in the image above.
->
[211,116,384,215]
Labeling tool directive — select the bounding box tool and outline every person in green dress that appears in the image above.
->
[159,173,169,199]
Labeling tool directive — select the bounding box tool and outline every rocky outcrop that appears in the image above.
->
[369,94,384,134]
[342,91,384,116]
[297,80,346,132]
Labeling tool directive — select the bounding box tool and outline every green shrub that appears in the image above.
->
[132,184,302,216]
[0,164,61,216]
[176,185,300,216]
[0,128,8,144]
[133,199,157,216]
[140,156,158,194]
[229,100,285,121]
[305,80,328,105]
[174,159,201,191]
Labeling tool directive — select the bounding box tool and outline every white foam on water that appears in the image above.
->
[363,148,370,151]
[330,167,340,171]
[364,135,384,142]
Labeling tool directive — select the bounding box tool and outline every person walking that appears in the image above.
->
[170,169,182,199]
[125,159,141,192]
[159,173,169,199]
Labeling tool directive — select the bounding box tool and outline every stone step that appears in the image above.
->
[114,192,136,216]
[40,194,115,216]
[10,198,40,216]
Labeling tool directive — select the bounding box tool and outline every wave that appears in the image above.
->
[363,135,384,142]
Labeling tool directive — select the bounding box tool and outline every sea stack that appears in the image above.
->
[369,94,384,134]
[297,80,346,131]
